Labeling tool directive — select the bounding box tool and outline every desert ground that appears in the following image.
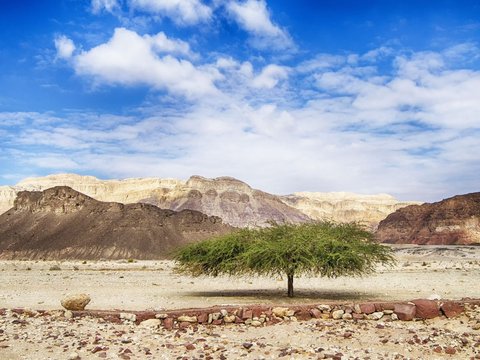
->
[1,245,480,359]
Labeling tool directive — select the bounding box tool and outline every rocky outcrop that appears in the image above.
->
[0,173,418,228]
[0,186,232,260]
[376,192,480,245]
[281,192,419,230]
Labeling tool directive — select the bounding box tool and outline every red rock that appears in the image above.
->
[441,302,464,318]
[197,313,208,324]
[433,346,442,353]
[242,309,253,320]
[163,318,174,330]
[251,307,264,318]
[445,346,456,355]
[394,304,416,321]
[359,303,376,314]
[377,302,396,311]
[179,322,190,329]
[234,316,244,324]
[185,343,195,351]
[411,299,440,319]
[295,310,311,321]
[352,313,364,320]
[310,308,322,319]
[212,319,223,325]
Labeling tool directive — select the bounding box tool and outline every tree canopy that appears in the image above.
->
[174,221,395,297]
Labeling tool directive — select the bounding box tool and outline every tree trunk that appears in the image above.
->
[287,273,294,297]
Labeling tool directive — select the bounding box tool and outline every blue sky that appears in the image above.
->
[1,0,480,201]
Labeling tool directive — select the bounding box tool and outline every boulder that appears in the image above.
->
[411,299,440,319]
[440,302,464,318]
[394,304,416,321]
[60,293,91,311]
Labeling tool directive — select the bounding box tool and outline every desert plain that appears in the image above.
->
[0,244,480,359]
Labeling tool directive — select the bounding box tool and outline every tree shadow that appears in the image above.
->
[184,288,381,302]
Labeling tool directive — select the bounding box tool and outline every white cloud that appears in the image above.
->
[129,0,212,25]
[72,28,218,97]
[91,0,120,14]
[252,64,288,89]
[54,35,76,59]
[226,0,293,50]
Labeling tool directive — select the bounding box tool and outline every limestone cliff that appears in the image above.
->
[376,192,480,245]
[281,192,419,230]
[0,186,232,260]
[1,173,417,228]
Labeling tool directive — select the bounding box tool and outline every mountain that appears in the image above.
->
[280,192,419,230]
[0,173,417,228]
[0,186,232,260]
[376,192,480,245]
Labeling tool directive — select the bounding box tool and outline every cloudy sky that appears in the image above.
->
[1,0,479,201]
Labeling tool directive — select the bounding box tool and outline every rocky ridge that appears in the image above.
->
[0,186,231,260]
[376,192,480,245]
[0,174,416,228]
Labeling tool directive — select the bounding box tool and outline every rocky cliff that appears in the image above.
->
[281,192,420,230]
[0,186,232,260]
[376,192,480,245]
[0,173,417,228]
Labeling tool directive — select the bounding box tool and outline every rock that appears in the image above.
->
[359,303,376,314]
[440,302,464,318]
[376,192,480,245]
[67,352,80,360]
[272,307,289,318]
[445,346,456,355]
[155,313,168,319]
[163,318,174,329]
[197,313,208,324]
[177,315,197,323]
[317,304,331,312]
[139,319,161,328]
[224,315,236,323]
[394,304,416,321]
[64,310,73,319]
[243,342,253,349]
[367,312,384,320]
[332,310,344,320]
[342,313,353,320]
[411,299,439,319]
[220,309,228,317]
[310,308,322,319]
[391,313,398,321]
[250,320,262,327]
[61,294,91,311]
[120,313,137,322]
[242,309,253,320]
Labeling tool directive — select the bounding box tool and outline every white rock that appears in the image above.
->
[60,294,91,311]
[272,307,289,317]
[139,319,161,328]
[332,310,344,320]
[367,312,384,320]
[177,315,197,323]
[120,312,137,322]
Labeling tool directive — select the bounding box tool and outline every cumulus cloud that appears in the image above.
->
[54,35,76,59]
[129,0,212,25]
[226,0,293,50]
[72,28,218,97]
[6,46,480,201]
[91,0,120,14]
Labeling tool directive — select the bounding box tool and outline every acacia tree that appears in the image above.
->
[174,222,395,297]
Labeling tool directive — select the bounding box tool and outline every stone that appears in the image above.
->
[242,309,253,320]
[220,309,228,317]
[242,342,253,350]
[359,303,376,314]
[177,315,197,323]
[367,312,384,321]
[332,310,344,320]
[317,304,331,312]
[310,308,322,319]
[224,315,236,323]
[120,313,137,322]
[440,302,464,318]
[64,310,73,319]
[250,320,262,327]
[139,319,161,328]
[61,294,91,311]
[411,299,439,319]
[163,318,174,329]
[272,307,289,318]
[445,346,456,355]
[197,313,208,324]
[67,352,80,360]
[342,313,353,320]
[391,313,398,321]
[155,313,168,319]
[394,304,416,321]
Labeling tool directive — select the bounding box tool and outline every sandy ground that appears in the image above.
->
[0,245,480,359]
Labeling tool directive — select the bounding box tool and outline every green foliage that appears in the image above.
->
[174,222,395,297]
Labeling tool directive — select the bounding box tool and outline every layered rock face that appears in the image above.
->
[0,186,232,260]
[281,192,419,230]
[0,173,416,228]
[376,192,480,245]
